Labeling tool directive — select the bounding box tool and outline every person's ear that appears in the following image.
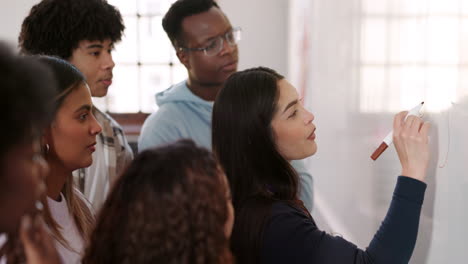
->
[176,48,191,70]
[41,128,52,154]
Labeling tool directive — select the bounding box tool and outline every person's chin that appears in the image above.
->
[223,67,237,75]
[299,143,317,159]
[309,148,317,156]
[81,157,93,168]
[93,93,107,98]
[308,142,318,156]
[93,90,108,98]
[91,84,109,98]
[219,70,237,83]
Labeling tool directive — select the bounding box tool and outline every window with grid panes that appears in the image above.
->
[93,0,187,113]
[360,0,468,113]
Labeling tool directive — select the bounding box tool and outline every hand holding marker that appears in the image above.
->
[371,102,425,161]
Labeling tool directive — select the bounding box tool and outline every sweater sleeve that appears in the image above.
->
[261,176,426,264]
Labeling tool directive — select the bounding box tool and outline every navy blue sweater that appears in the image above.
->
[261,176,426,264]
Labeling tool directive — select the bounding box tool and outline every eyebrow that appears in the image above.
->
[75,105,92,113]
[84,44,104,49]
[201,26,233,44]
[282,99,298,114]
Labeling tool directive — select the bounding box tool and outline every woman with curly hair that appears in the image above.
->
[83,139,234,264]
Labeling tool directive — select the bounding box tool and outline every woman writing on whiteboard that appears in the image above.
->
[212,67,430,264]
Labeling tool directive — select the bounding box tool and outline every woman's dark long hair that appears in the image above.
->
[212,67,300,263]
[83,139,233,264]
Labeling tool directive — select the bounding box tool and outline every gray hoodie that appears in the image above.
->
[138,80,314,210]
[139,80,213,150]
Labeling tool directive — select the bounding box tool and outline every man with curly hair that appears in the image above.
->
[18,0,133,211]
[138,0,314,211]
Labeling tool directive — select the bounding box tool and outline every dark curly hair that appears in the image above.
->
[162,0,220,47]
[82,139,233,264]
[18,0,125,59]
[0,42,56,162]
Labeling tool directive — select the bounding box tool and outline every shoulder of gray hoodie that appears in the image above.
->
[138,80,314,211]
[138,81,213,151]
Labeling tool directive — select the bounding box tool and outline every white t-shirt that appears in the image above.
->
[82,139,108,212]
[47,193,84,264]
[0,233,6,264]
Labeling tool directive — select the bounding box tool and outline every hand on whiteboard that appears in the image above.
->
[20,215,62,264]
[393,111,430,182]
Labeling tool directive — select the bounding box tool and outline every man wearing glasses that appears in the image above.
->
[139,0,239,150]
[139,0,314,211]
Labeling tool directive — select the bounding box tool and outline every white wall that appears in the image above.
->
[218,0,289,77]
[0,0,290,79]
[0,0,40,47]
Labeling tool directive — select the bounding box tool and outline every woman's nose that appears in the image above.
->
[304,109,315,125]
[90,114,102,135]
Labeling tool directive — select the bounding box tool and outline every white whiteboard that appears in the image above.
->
[289,0,468,262]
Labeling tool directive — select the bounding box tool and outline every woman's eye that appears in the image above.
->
[79,113,89,120]
[288,110,298,119]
